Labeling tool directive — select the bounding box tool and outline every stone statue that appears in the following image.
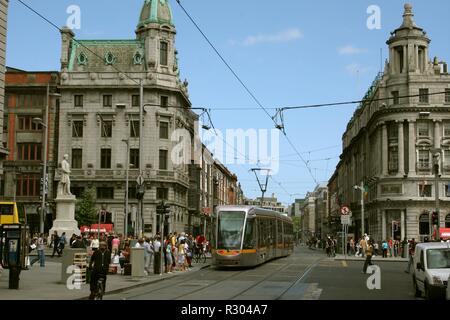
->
[58,154,72,196]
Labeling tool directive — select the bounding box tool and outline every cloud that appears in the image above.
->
[241,28,303,46]
[338,45,367,55]
[345,63,372,76]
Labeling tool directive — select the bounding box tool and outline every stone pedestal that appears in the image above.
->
[50,195,80,238]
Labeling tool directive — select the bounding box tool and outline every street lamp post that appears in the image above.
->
[122,139,135,238]
[432,150,441,240]
[354,181,365,238]
[33,85,60,234]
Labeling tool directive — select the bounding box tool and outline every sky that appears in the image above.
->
[6,0,450,206]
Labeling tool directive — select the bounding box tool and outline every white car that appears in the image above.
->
[412,242,450,299]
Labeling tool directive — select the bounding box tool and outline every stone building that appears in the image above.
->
[332,4,450,243]
[245,193,286,213]
[2,68,59,234]
[57,0,198,236]
[299,184,328,240]
[0,0,9,178]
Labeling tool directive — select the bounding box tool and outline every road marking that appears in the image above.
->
[341,261,348,267]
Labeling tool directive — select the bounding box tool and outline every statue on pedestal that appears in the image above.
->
[58,154,72,196]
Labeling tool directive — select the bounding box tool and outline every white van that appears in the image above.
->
[412,242,450,299]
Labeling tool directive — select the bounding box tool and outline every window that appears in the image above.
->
[72,120,83,138]
[100,148,111,169]
[159,149,168,170]
[72,148,82,169]
[130,149,139,168]
[160,122,169,139]
[128,186,137,199]
[18,116,42,131]
[443,122,450,138]
[160,96,168,108]
[419,183,432,197]
[16,174,39,196]
[3,116,7,133]
[74,95,83,107]
[419,213,429,235]
[419,89,429,103]
[417,121,430,137]
[132,95,140,107]
[101,120,112,138]
[392,91,399,105]
[15,94,45,108]
[160,42,168,66]
[97,187,114,199]
[388,146,398,173]
[17,143,42,161]
[418,150,430,170]
[444,150,450,170]
[157,188,168,200]
[445,89,450,103]
[130,120,139,138]
[103,95,112,107]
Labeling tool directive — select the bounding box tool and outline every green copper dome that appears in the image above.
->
[137,0,174,28]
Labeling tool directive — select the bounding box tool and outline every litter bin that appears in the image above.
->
[130,247,145,277]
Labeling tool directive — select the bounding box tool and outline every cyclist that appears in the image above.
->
[88,241,111,300]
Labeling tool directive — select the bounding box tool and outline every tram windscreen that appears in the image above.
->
[217,211,245,250]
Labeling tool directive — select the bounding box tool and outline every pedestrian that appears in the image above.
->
[404,238,416,273]
[51,231,60,257]
[382,240,388,258]
[153,236,162,274]
[362,239,374,273]
[30,233,45,267]
[58,232,67,256]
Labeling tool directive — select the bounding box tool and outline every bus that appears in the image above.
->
[0,202,27,226]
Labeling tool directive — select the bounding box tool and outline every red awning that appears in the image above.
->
[80,224,114,233]
[440,228,450,240]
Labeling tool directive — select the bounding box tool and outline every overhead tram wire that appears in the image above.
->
[174,0,319,185]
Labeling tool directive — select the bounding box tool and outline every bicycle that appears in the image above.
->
[194,245,207,264]
[94,274,106,300]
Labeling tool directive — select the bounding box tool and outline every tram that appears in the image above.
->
[211,205,294,267]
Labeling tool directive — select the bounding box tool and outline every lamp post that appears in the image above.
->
[354,181,365,238]
[432,149,441,240]
[122,139,135,237]
[33,85,60,234]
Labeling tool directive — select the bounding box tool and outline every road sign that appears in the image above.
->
[341,215,351,225]
[340,206,350,215]
[136,174,144,185]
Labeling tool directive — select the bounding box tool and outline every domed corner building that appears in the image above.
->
[328,4,450,243]
[57,0,199,237]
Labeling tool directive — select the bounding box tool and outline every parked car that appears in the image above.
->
[412,242,450,299]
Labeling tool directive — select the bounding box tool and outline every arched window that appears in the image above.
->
[419,212,430,235]
[160,41,168,66]
[445,213,450,228]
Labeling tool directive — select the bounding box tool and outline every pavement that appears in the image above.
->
[0,248,211,300]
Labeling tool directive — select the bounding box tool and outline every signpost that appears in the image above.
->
[340,206,351,259]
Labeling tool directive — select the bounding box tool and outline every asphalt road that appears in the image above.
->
[104,246,417,300]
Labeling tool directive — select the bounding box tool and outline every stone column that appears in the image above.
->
[415,45,419,72]
[382,210,386,241]
[434,120,440,149]
[401,209,405,241]
[408,120,416,176]
[398,121,405,176]
[382,123,388,176]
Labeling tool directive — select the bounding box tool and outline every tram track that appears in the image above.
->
[115,251,324,300]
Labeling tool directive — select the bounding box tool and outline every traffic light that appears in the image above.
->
[432,211,438,225]
[156,201,170,216]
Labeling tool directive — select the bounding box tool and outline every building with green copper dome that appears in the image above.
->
[57,0,200,236]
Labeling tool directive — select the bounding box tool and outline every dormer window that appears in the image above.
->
[105,52,116,65]
[133,51,143,65]
[77,52,88,65]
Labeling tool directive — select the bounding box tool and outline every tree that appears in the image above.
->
[75,187,97,227]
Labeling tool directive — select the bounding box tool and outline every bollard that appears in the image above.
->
[130,247,145,277]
